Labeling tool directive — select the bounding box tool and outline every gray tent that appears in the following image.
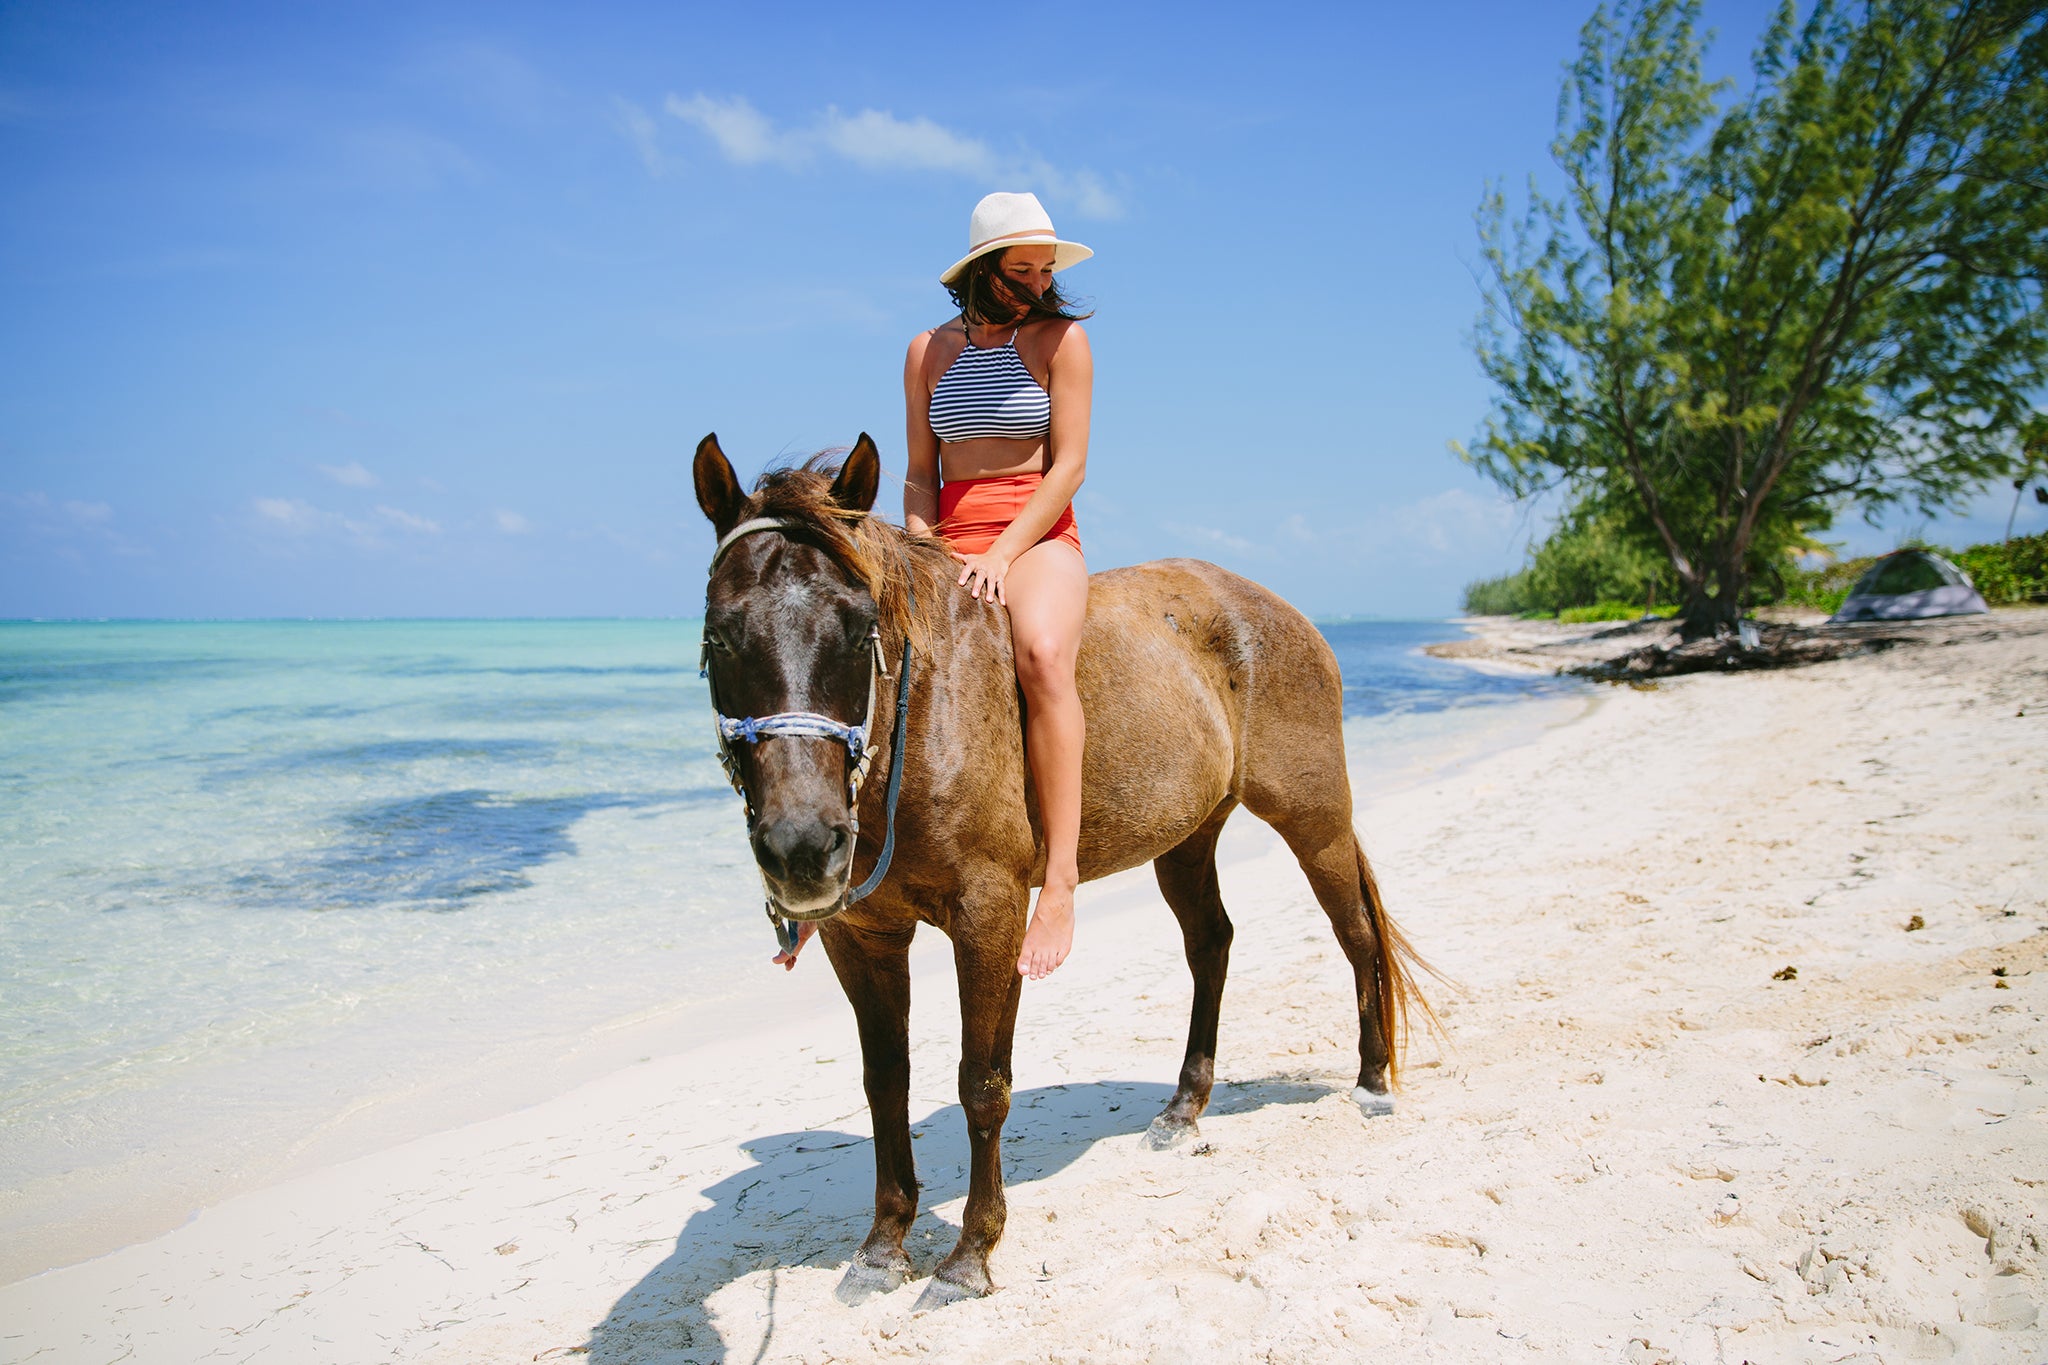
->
[1829,549,1989,622]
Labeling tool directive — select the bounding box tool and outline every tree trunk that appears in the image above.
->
[1677,554,1747,640]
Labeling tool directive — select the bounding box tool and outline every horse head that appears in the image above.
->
[693,432,889,918]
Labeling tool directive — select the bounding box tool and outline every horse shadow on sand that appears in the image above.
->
[582,1075,1328,1363]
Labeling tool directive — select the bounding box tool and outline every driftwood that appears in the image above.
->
[1426,610,2048,683]
[1570,624,1911,681]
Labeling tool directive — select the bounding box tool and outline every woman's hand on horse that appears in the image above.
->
[953,550,1011,606]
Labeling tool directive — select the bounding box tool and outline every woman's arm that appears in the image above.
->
[964,322,1092,596]
[903,331,942,536]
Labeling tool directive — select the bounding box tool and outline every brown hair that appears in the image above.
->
[945,248,1093,327]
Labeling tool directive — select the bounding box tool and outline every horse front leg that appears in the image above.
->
[915,893,1027,1310]
[820,922,918,1304]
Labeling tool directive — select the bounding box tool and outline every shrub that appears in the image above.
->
[1772,555,1877,614]
[1461,504,1676,616]
[1463,515,2045,621]
[1954,532,2048,604]
[1558,601,1673,623]
[1772,532,2048,612]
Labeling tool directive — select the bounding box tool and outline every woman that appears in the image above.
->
[905,191,1093,981]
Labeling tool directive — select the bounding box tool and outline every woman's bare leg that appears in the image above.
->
[1002,539,1089,979]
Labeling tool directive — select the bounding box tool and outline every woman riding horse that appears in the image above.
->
[908,192,1093,981]
[695,195,1431,1311]
[775,191,1094,981]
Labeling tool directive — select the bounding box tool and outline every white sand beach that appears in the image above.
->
[5,612,2045,1364]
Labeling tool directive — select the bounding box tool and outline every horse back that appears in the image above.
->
[1072,558,1346,880]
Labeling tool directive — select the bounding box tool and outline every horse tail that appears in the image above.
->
[1356,835,1443,1090]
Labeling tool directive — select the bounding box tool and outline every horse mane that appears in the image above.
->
[741,454,950,657]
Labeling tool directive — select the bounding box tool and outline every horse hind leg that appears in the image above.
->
[1144,799,1237,1150]
[1265,809,1424,1118]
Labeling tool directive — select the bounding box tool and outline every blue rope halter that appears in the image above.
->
[715,711,868,759]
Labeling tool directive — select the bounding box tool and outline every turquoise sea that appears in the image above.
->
[0,618,1577,1276]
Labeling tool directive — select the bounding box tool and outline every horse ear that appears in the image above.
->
[830,433,881,514]
[693,433,745,534]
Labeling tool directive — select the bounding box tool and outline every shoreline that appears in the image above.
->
[3,675,1577,1288]
[8,628,2046,1362]
[0,865,852,1286]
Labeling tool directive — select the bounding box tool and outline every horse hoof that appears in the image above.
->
[912,1272,985,1314]
[1352,1085,1395,1118]
[835,1257,906,1305]
[1142,1115,1198,1150]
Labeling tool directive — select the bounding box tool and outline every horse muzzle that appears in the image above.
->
[752,814,855,916]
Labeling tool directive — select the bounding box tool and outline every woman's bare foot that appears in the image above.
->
[1018,883,1075,979]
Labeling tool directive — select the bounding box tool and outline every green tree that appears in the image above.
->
[1464,0,2048,636]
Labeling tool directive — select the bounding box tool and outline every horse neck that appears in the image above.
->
[897,540,950,643]
[886,530,1008,671]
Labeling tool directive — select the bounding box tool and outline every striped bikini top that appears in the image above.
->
[928,326,1051,443]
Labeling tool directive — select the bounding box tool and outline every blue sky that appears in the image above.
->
[3,0,2040,620]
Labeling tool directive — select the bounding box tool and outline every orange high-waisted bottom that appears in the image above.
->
[936,472,1082,557]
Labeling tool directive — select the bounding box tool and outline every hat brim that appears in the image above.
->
[940,235,1093,286]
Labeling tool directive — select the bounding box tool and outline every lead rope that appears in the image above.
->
[846,597,913,904]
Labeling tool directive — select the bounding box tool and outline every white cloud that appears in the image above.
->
[5,493,114,526]
[254,496,322,530]
[820,108,994,175]
[376,505,441,534]
[1018,159,1123,220]
[662,94,1123,218]
[317,461,379,488]
[493,508,531,534]
[251,495,443,545]
[0,492,149,558]
[1072,174,1120,221]
[612,97,668,177]
[666,93,794,167]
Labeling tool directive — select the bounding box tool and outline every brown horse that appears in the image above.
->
[692,433,1429,1311]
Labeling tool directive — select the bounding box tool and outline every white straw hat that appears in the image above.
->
[939,191,1093,286]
